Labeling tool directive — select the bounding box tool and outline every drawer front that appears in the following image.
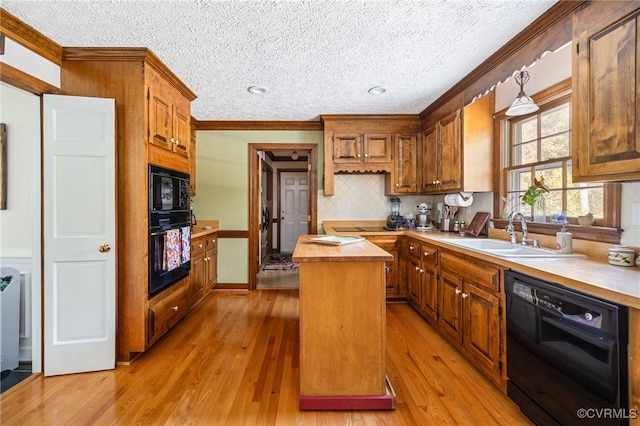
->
[407,239,421,259]
[148,283,190,344]
[192,236,205,256]
[441,250,500,292]
[420,242,439,265]
[205,233,218,250]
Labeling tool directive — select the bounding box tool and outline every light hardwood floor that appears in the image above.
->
[1,290,532,425]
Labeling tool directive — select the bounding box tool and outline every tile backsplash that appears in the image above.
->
[317,174,494,230]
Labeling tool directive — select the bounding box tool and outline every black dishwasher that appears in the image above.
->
[505,271,629,425]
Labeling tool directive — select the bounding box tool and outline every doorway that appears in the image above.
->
[279,170,308,253]
[248,143,317,290]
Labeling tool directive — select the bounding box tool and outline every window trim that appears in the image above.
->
[493,78,622,243]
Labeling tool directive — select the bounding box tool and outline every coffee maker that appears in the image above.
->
[386,197,406,230]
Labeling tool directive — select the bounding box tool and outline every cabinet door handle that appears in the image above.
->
[396,183,399,187]
[357,154,361,158]
[419,268,424,273]
[455,288,461,295]
[409,245,415,250]
[175,139,180,146]
[172,306,179,311]
[170,137,175,143]
[198,244,203,249]
[415,266,420,271]
[462,293,468,299]
[364,153,369,158]
[424,251,429,257]
[385,266,390,274]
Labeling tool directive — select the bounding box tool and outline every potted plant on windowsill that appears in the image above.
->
[521,176,550,222]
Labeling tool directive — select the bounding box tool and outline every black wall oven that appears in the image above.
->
[148,165,191,298]
[505,271,629,425]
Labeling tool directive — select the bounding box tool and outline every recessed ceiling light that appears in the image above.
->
[247,85,267,95]
[368,86,386,95]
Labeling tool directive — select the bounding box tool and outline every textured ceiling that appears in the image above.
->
[3,0,557,121]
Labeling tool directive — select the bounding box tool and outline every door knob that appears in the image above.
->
[98,243,111,253]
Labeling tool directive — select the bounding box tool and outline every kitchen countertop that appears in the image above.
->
[191,220,220,239]
[292,234,393,263]
[323,220,640,308]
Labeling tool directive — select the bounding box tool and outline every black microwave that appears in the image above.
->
[149,165,190,213]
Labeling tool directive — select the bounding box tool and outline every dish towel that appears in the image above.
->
[181,226,191,263]
[164,228,181,271]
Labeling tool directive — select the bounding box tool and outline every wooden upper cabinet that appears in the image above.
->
[148,88,173,151]
[364,133,393,163]
[173,106,190,158]
[390,133,418,193]
[332,133,392,165]
[147,78,190,160]
[333,133,363,164]
[572,2,640,181]
[437,110,462,192]
[322,115,420,195]
[421,126,439,192]
[420,109,462,194]
[420,92,493,194]
[189,119,197,196]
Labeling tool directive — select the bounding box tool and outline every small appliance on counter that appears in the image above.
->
[385,196,406,230]
[416,203,433,230]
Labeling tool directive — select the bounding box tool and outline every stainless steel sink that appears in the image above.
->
[444,238,587,258]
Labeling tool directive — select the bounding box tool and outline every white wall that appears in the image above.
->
[0,83,41,365]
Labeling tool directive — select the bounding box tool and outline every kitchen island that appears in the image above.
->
[292,235,395,410]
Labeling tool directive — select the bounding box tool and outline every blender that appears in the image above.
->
[385,197,405,230]
[416,202,433,230]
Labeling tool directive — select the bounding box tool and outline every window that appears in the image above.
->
[505,95,604,221]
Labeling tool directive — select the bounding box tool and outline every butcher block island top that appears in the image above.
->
[292,235,396,410]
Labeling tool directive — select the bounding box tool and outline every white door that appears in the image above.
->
[280,171,308,252]
[43,94,116,376]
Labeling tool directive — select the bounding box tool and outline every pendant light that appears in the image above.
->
[505,70,539,116]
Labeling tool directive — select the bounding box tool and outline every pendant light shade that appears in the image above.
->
[505,71,539,116]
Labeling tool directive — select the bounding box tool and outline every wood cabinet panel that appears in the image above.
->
[464,282,501,378]
[573,3,640,181]
[419,261,438,323]
[190,236,206,304]
[389,134,418,193]
[333,133,362,163]
[148,280,190,346]
[364,133,393,163]
[205,233,218,288]
[365,235,400,298]
[438,269,464,345]
[421,127,439,193]
[438,110,462,192]
[441,251,499,292]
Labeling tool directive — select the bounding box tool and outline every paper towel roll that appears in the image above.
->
[444,192,473,207]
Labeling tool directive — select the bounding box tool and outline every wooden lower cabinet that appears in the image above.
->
[147,278,190,346]
[190,231,218,306]
[190,236,207,304]
[405,237,439,324]
[365,235,402,298]
[204,233,218,288]
[402,239,505,387]
[438,250,504,385]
